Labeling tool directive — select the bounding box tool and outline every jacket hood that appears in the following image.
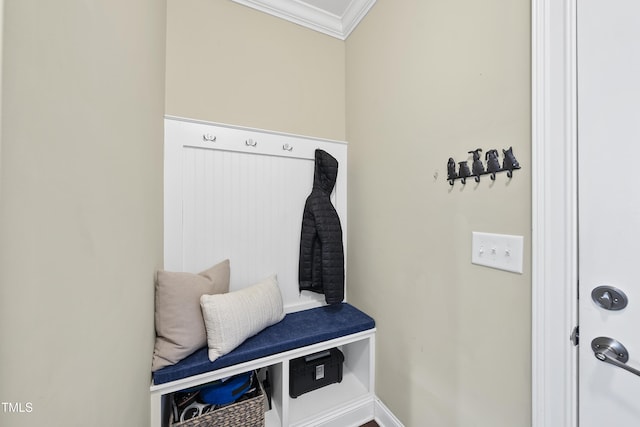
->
[313,149,338,194]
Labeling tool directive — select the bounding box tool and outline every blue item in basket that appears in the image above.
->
[200,372,253,405]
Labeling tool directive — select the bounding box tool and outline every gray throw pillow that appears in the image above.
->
[152,259,230,371]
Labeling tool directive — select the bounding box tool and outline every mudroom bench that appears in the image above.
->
[150,302,376,427]
[157,117,377,426]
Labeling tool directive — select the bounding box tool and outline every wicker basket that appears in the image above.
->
[170,374,265,427]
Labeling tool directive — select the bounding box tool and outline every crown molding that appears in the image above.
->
[231,0,376,40]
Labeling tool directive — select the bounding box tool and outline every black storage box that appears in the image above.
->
[289,348,344,398]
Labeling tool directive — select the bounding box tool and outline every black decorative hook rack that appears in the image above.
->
[447,147,520,186]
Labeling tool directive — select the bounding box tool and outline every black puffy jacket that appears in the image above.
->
[298,149,345,305]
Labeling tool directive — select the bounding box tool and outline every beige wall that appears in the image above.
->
[0,0,531,425]
[346,1,531,425]
[0,1,165,426]
[165,0,346,141]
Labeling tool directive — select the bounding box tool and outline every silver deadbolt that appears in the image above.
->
[591,285,628,310]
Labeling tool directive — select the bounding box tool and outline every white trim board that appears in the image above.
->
[230,0,377,40]
[531,0,578,426]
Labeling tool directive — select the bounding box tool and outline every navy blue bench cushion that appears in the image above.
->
[152,302,375,385]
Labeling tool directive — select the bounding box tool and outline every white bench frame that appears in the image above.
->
[150,329,376,427]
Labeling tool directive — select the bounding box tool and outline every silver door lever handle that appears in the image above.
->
[592,337,640,378]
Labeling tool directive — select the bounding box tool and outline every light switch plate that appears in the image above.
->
[471,232,524,274]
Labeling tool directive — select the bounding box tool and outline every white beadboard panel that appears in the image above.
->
[164,116,347,312]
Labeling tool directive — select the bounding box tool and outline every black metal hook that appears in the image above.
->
[469,148,485,183]
[485,149,501,180]
[502,146,520,178]
[446,147,520,186]
[447,157,457,185]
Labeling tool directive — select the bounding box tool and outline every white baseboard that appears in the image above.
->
[293,395,402,427]
[374,397,404,427]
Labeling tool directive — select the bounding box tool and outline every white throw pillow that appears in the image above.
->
[200,274,285,363]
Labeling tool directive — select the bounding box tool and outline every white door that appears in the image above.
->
[578,0,640,424]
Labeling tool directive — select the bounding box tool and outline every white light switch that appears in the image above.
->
[471,232,524,274]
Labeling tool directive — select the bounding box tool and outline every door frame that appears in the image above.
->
[531,0,578,426]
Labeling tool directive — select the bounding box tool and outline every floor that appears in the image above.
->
[361,422,379,427]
